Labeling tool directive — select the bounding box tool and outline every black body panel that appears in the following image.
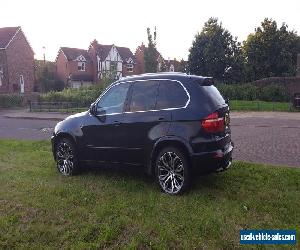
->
[51,73,233,174]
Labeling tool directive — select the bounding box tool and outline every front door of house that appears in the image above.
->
[19,75,24,93]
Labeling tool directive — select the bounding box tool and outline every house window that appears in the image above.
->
[127,63,133,72]
[110,61,117,72]
[78,62,86,71]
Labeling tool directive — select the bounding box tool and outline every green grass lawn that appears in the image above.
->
[0,140,299,249]
[230,100,296,112]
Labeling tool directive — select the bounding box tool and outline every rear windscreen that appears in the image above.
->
[202,85,226,106]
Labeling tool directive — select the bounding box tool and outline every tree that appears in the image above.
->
[188,18,245,83]
[35,60,64,92]
[243,18,300,81]
[144,27,158,73]
[178,59,187,73]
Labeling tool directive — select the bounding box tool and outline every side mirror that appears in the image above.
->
[89,102,97,115]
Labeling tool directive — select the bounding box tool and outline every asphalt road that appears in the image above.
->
[230,112,300,168]
[0,116,57,141]
[0,112,299,167]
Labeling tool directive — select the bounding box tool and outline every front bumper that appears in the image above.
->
[190,142,233,173]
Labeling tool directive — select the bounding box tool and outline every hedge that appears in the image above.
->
[2,80,285,110]
[39,84,105,107]
[216,83,290,102]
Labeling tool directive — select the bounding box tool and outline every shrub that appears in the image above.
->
[0,94,23,108]
[39,84,106,107]
[39,78,65,93]
[258,84,290,102]
[217,83,290,102]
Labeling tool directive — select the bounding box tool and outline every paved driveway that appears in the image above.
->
[0,111,299,167]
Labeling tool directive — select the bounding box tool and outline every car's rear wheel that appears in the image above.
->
[55,137,79,176]
[155,147,190,195]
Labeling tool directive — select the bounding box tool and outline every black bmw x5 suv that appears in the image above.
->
[52,73,233,194]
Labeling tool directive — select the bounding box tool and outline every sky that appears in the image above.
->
[1,0,299,61]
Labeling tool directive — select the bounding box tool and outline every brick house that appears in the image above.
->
[56,40,137,88]
[0,26,35,94]
[135,43,185,73]
[88,40,138,83]
[135,43,164,73]
[134,43,146,74]
[165,59,187,72]
[56,47,93,88]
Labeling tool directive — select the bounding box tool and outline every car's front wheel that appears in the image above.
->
[155,147,190,195]
[55,137,79,176]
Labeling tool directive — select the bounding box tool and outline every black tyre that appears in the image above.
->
[155,147,190,195]
[55,137,80,176]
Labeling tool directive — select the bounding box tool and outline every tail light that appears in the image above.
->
[201,112,225,133]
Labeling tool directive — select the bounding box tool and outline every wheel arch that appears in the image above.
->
[53,132,78,161]
[147,136,192,176]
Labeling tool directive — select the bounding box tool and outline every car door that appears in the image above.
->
[116,80,172,165]
[81,82,130,163]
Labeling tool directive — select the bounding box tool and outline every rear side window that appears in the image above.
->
[156,81,188,109]
[202,86,225,105]
[129,81,159,112]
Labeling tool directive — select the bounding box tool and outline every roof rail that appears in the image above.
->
[120,72,188,80]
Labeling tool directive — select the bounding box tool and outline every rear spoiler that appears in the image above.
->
[190,75,214,86]
[202,77,214,86]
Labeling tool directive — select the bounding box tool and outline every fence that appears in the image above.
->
[0,94,24,108]
[29,101,88,113]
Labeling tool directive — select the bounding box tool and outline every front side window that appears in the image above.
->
[78,62,85,71]
[129,81,159,112]
[97,82,130,115]
[156,80,188,109]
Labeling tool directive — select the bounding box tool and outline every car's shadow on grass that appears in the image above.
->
[79,163,227,195]
[81,163,155,183]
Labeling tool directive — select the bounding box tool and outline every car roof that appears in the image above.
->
[118,72,211,83]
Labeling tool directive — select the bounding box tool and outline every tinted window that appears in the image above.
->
[97,82,130,114]
[129,81,159,112]
[202,86,225,105]
[156,81,188,109]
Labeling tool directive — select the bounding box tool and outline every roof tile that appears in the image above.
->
[60,47,92,62]
[0,27,20,48]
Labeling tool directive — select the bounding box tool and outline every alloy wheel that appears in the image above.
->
[157,151,185,194]
[56,141,75,176]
